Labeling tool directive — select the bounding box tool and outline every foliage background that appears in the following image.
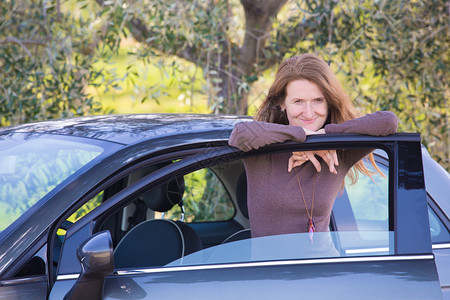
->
[0,0,448,170]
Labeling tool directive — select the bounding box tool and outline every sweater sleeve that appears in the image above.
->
[228,121,307,151]
[324,111,398,136]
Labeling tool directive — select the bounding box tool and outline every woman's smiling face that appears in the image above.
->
[281,79,328,131]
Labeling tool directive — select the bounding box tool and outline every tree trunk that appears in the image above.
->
[225,0,288,114]
[105,0,289,114]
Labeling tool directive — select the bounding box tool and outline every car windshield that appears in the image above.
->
[0,133,104,232]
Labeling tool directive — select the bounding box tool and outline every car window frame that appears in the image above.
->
[52,134,434,282]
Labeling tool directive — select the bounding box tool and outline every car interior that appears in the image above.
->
[101,159,248,269]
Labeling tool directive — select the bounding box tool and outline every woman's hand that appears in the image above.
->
[288,149,339,174]
[288,128,337,173]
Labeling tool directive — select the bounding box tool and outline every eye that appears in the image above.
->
[314,98,324,103]
[294,99,303,104]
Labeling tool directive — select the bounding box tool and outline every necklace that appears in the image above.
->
[294,167,316,243]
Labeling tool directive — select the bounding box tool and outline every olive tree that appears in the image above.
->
[0,0,118,126]
[97,0,449,168]
[1,0,448,169]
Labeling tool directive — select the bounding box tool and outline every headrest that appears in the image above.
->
[145,175,185,212]
[128,163,185,212]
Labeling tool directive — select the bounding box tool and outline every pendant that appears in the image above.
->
[308,218,316,244]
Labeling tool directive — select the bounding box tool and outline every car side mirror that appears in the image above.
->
[64,231,114,300]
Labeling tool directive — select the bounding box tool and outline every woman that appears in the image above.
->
[229,53,398,240]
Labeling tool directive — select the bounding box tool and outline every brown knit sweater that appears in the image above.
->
[229,111,398,237]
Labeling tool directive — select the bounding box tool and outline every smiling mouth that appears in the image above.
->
[300,118,317,123]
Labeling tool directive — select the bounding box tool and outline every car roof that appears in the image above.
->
[0,114,252,145]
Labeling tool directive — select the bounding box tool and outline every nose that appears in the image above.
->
[303,103,313,118]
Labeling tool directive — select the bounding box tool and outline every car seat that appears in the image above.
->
[114,172,202,269]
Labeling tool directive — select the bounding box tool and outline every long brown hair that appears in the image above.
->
[255,53,382,182]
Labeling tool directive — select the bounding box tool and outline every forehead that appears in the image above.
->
[285,79,324,99]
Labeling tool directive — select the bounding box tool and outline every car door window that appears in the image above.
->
[345,167,389,229]
[164,168,235,222]
[334,152,389,232]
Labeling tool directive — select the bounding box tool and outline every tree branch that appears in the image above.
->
[130,17,200,65]
[0,37,46,57]
[256,17,316,71]
[238,0,288,73]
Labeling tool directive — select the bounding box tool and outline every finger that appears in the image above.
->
[291,152,303,161]
[305,152,321,172]
[320,152,330,166]
[325,151,337,174]
[320,151,335,174]
[291,154,308,161]
[328,150,338,173]
[288,156,301,172]
[293,151,308,159]
[288,155,309,172]
[331,150,339,166]
[288,156,294,172]
[292,160,307,169]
